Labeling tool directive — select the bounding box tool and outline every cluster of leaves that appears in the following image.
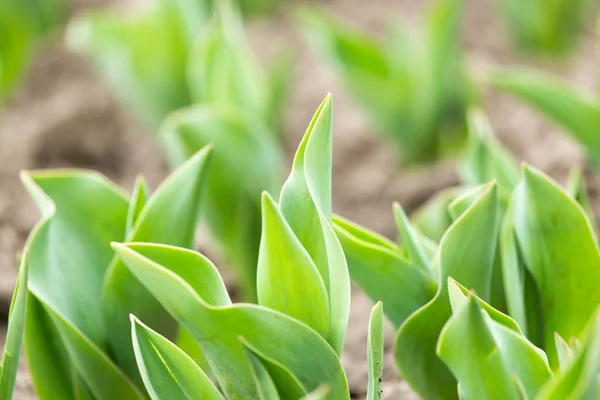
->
[69,0,289,299]
[334,109,600,399]
[494,0,594,57]
[0,0,66,104]
[299,0,471,164]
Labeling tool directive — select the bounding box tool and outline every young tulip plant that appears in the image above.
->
[16,96,385,399]
[299,0,471,164]
[333,108,600,399]
[69,0,288,299]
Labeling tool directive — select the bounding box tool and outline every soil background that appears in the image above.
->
[1,0,599,398]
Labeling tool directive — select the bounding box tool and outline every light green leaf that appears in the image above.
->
[258,192,330,340]
[509,165,600,365]
[102,146,212,381]
[113,242,350,400]
[393,203,433,274]
[125,176,150,237]
[333,215,436,328]
[554,332,575,372]
[131,315,224,400]
[366,302,383,400]
[492,70,600,165]
[279,95,350,355]
[0,249,29,399]
[396,182,499,399]
[411,187,464,243]
[244,342,282,400]
[565,166,597,234]
[437,294,551,400]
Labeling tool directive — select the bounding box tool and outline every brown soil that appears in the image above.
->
[1,0,599,399]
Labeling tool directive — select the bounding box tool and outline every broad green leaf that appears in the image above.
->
[244,342,282,400]
[0,249,29,399]
[411,187,464,243]
[509,165,600,364]
[333,215,436,328]
[536,307,600,400]
[125,176,150,237]
[460,108,520,196]
[366,302,383,400]
[160,105,282,300]
[447,184,490,220]
[113,242,350,400]
[131,315,224,400]
[492,70,600,165]
[258,192,330,340]
[102,146,212,381]
[279,95,350,355]
[437,294,551,400]
[41,300,144,400]
[393,203,433,273]
[396,182,499,399]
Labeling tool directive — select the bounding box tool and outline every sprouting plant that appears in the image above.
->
[333,109,600,398]
[491,63,600,168]
[299,0,471,164]
[0,250,28,399]
[0,0,66,104]
[493,0,593,57]
[68,0,288,300]
[21,147,212,398]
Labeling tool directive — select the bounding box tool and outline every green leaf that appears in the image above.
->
[102,146,212,381]
[131,315,224,400]
[0,249,29,399]
[333,215,436,328]
[243,342,282,400]
[395,182,499,399]
[125,176,150,237]
[258,192,330,340]
[393,203,433,274]
[113,242,350,400]
[411,187,464,243]
[160,105,283,300]
[554,332,575,372]
[366,302,383,400]
[437,293,551,400]
[508,165,600,364]
[565,166,597,234]
[279,95,350,355]
[492,69,600,165]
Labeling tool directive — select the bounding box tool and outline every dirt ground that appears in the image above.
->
[1,0,599,398]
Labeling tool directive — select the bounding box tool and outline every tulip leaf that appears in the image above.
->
[243,342,282,400]
[131,315,224,400]
[279,95,350,355]
[509,165,600,364]
[395,182,499,399]
[366,302,383,400]
[102,146,212,381]
[113,242,350,400]
[565,166,597,234]
[393,203,433,274]
[258,192,330,340]
[411,187,464,243]
[554,332,575,372]
[333,215,436,328]
[125,176,150,237]
[0,250,29,399]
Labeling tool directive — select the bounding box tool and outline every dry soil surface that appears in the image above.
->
[1,0,599,398]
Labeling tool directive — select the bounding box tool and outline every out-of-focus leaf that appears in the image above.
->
[125,176,150,237]
[160,105,282,300]
[411,187,464,243]
[508,165,600,364]
[565,166,597,234]
[395,182,499,399]
[278,95,350,355]
[393,203,433,274]
[461,108,520,196]
[0,249,29,399]
[366,302,384,400]
[258,192,330,340]
[492,69,600,165]
[131,315,224,400]
[243,342,281,400]
[302,386,330,400]
[113,242,350,400]
[437,292,551,400]
[536,307,600,399]
[102,146,212,380]
[333,215,436,328]
[554,332,575,372]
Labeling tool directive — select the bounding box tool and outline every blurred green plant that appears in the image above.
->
[333,109,600,398]
[21,148,212,398]
[0,0,66,104]
[299,0,471,164]
[494,0,593,57]
[491,68,600,168]
[68,0,289,300]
